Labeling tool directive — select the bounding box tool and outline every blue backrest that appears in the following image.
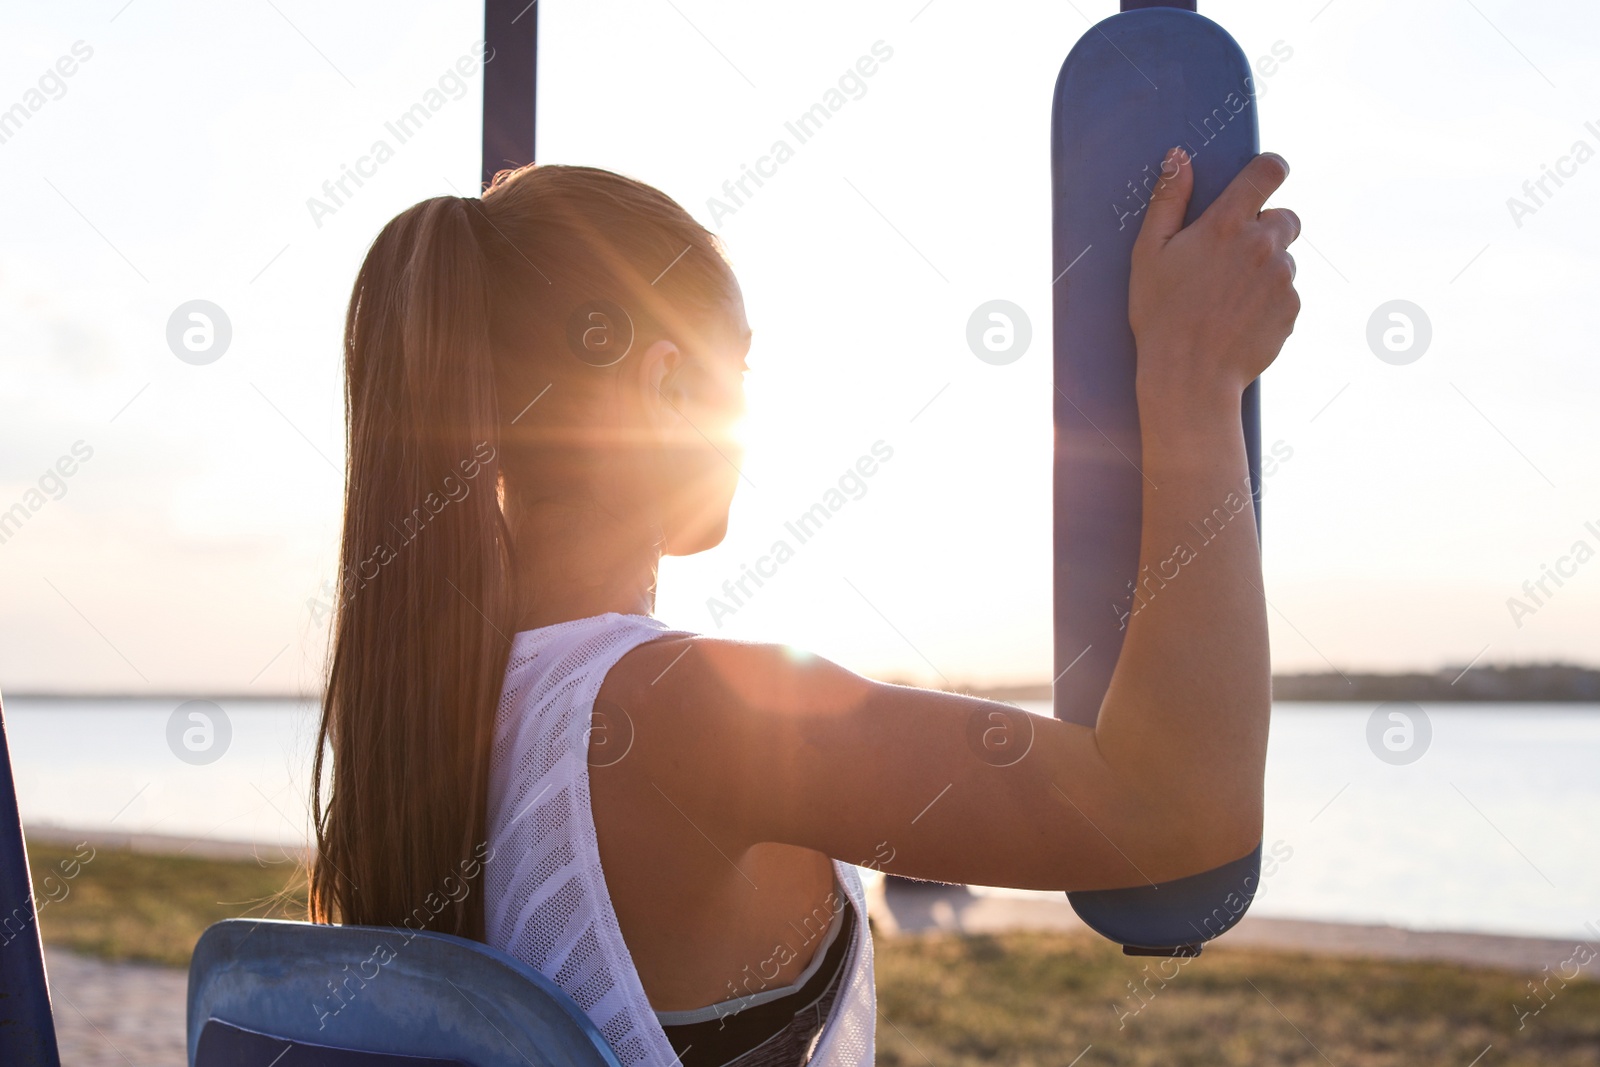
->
[188,918,622,1067]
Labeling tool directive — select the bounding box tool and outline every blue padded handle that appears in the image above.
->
[1051,4,1264,955]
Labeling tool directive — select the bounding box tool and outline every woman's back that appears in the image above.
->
[484,613,876,1067]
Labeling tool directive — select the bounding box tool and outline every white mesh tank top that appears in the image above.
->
[483,613,876,1067]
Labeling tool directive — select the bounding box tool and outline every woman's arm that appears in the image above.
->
[602,149,1300,892]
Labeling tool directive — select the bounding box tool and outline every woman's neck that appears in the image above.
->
[509,501,663,631]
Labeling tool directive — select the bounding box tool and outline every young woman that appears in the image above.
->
[312,149,1300,1067]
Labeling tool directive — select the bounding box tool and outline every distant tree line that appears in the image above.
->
[950,663,1600,704]
[1270,663,1600,703]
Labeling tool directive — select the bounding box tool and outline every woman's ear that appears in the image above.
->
[636,337,685,443]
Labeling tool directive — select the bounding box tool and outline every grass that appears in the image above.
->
[27,838,307,968]
[875,932,1600,1067]
[26,841,1600,1064]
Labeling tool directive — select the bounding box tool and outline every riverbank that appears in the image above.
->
[871,879,1600,975]
[31,824,1598,974]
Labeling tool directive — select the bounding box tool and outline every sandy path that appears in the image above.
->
[45,948,187,1067]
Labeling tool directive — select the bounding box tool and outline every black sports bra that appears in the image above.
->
[657,903,856,1067]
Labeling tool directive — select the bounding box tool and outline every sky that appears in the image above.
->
[0,0,1596,695]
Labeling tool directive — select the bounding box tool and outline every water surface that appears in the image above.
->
[8,698,1597,940]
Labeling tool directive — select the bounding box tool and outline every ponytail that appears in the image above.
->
[312,165,739,940]
[312,196,509,937]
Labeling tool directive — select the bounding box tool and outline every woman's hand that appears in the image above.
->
[1129,148,1301,415]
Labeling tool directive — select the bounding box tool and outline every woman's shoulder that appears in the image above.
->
[602,632,875,721]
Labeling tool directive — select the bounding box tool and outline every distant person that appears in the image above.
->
[310,153,1300,1067]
